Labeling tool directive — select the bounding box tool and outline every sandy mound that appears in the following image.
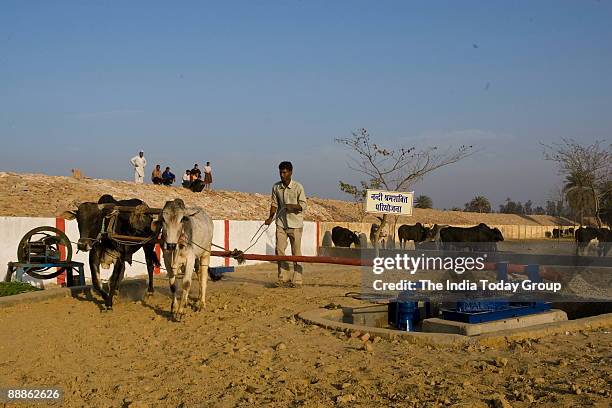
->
[0,172,574,225]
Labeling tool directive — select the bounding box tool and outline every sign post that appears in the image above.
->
[365,189,414,216]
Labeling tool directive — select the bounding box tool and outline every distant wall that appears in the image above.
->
[0,217,318,286]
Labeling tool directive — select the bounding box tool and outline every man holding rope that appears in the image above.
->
[265,161,307,288]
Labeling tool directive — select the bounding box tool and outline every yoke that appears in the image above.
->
[103,206,162,245]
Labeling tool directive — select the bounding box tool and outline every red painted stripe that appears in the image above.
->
[224,219,230,267]
[55,217,66,286]
[154,243,161,275]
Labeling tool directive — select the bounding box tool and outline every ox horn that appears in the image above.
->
[58,209,77,220]
[58,199,81,220]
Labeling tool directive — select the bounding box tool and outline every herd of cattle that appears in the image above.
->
[548,227,575,239]
[331,223,504,252]
[331,222,611,256]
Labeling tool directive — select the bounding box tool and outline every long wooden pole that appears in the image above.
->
[210,251,370,266]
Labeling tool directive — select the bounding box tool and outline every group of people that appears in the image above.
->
[182,163,213,192]
[129,151,212,191]
[151,165,176,185]
[131,150,306,288]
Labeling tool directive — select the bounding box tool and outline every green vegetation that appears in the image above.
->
[0,281,42,297]
[414,195,433,209]
[465,195,492,213]
[543,139,611,226]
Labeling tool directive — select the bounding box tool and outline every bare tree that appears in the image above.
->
[543,139,612,227]
[339,179,380,222]
[336,128,474,251]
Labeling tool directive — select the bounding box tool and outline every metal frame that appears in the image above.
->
[5,261,86,287]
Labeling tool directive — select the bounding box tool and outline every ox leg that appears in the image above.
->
[106,261,125,310]
[195,252,211,311]
[175,254,195,321]
[89,246,109,306]
[163,251,179,315]
[143,243,156,294]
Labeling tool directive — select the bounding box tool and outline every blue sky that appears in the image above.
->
[1,1,611,209]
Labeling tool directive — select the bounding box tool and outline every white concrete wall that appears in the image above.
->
[227,221,317,266]
[0,217,318,285]
[211,220,226,268]
[228,221,277,267]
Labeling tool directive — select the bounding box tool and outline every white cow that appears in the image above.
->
[426,224,448,250]
[155,199,214,320]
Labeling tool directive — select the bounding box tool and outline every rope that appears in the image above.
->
[108,234,158,246]
[187,207,287,263]
[241,206,287,253]
[70,239,168,271]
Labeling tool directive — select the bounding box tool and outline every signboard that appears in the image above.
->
[365,189,414,215]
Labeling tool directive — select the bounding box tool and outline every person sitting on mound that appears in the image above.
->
[190,178,205,192]
[151,165,163,185]
[182,170,191,188]
[161,167,175,186]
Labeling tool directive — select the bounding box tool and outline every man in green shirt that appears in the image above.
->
[265,161,308,288]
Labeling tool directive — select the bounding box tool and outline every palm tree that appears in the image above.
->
[465,196,491,213]
[564,172,595,225]
[414,195,433,209]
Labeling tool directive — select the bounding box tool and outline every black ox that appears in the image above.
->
[61,194,160,309]
[331,226,360,248]
[398,223,430,249]
[439,223,504,252]
[575,227,611,256]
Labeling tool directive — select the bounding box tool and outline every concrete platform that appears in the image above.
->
[342,304,388,327]
[422,309,568,336]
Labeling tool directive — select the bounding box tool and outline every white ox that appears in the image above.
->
[155,199,214,320]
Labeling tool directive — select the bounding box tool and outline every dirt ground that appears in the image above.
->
[0,264,610,408]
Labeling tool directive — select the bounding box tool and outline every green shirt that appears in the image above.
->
[271,179,307,229]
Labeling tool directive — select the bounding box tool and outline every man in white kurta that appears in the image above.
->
[130,151,147,184]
